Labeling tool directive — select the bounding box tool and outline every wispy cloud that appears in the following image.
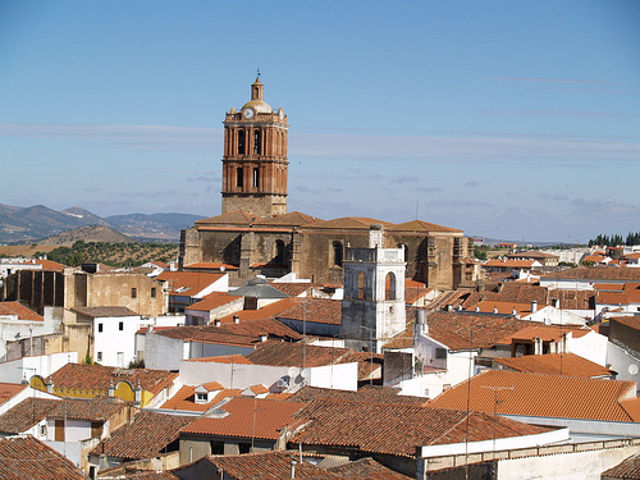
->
[465,180,479,187]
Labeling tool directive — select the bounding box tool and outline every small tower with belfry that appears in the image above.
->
[221,76,289,217]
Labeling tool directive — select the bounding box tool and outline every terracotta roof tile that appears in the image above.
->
[156,271,224,296]
[542,266,640,282]
[218,297,302,323]
[49,363,177,395]
[292,400,550,457]
[186,292,242,312]
[0,301,43,321]
[269,282,314,297]
[286,385,426,406]
[0,382,26,407]
[195,210,256,225]
[0,436,86,479]
[494,353,614,377]
[253,211,323,226]
[327,457,412,480]
[179,451,343,480]
[35,259,66,271]
[185,354,253,364]
[0,397,126,434]
[310,217,392,230]
[160,385,242,412]
[601,453,640,479]
[483,259,537,268]
[71,306,138,317]
[388,219,462,233]
[181,397,306,440]
[245,341,353,368]
[276,298,342,325]
[507,251,558,259]
[610,315,640,332]
[183,262,239,270]
[92,410,195,459]
[427,370,640,422]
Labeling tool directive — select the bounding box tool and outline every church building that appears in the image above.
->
[180,78,480,289]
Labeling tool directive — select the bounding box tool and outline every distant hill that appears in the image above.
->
[36,224,135,246]
[104,212,204,241]
[0,203,204,244]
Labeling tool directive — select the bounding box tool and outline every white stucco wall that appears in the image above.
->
[306,363,357,391]
[0,308,62,361]
[566,330,608,366]
[607,341,640,387]
[93,315,141,368]
[0,351,77,384]
[497,444,640,480]
[145,333,189,370]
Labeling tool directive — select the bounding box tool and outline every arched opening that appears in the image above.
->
[385,272,396,300]
[274,240,286,264]
[237,130,245,155]
[357,272,365,299]
[236,167,243,188]
[252,168,259,188]
[253,130,261,155]
[332,241,343,267]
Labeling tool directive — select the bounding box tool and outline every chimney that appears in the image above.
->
[552,298,560,309]
[290,459,297,479]
[474,306,480,312]
[416,309,428,335]
[456,304,463,311]
[259,333,268,342]
[108,379,115,398]
[233,315,240,324]
[368,224,383,248]
[214,319,221,327]
[446,305,453,312]
[531,300,538,313]
[512,308,517,316]
[493,306,498,314]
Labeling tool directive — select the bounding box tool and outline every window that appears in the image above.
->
[238,130,245,154]
[238,443,252,454]
[97,352,103,361]
[118,321,124,331]
[253,130,261,155]
[151,287,156,298]
[435,348,447,359]
[252,168,259,188]
[195,392,207,402]
[40,424,47,437]
[357,272,365,299]
[98,323,103,333]
[332,241,343,267]
[274,240,286,264]
[131,288,137,299]
[211,441,224,455]
[385,272,397,300]
[236,167,244,188]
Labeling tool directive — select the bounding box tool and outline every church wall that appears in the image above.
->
[387,233,428,281]
[222,194,286,218]
[199,231,243,266]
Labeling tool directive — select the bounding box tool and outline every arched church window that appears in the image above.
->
[253,168,259,188]
[332,241,343,267]
[274,240,286,264]
[236,168,243,189]
[254,130,261,155]
[357,272,365,299]
[237,130,245,155]
[385,272,396,300]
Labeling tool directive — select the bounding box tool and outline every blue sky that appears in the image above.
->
[1,1,639,242]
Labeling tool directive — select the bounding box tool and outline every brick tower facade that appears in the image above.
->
[221,78,289,217]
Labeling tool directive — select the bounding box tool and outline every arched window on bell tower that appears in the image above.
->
[252,168,259,188]
[385,272,397,300]
[253,130,261,155]
[237,130,245,155]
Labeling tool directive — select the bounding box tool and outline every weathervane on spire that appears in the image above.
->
[256,67,261,79]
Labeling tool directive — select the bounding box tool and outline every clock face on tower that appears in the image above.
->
[243,108,255,119]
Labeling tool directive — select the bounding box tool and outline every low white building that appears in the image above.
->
[71,306,142,368]
[0,303,62,361]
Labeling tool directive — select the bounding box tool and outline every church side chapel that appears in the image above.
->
[180,78,480,289]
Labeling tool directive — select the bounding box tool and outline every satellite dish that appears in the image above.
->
[544,318,551,326]
[628,364,639,375]
[287,367,298,378]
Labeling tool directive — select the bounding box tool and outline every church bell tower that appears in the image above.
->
[221,77,289,217]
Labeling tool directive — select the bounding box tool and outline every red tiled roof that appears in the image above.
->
[427,370,640,422]
[498,324,591,343]
[327,457,413,480]
[494,353,614,378]
[253,211,322,226]
[92,410,195,459]
[185,354,253,364]
[601,453,640,479]
[276,298,342,325]
[292,399,550,457]
[507,251,558,259]
[0,436,85,479]
[388,219,462,233]
[286,385,426,406]
[177,451,343,480]
[310,217,393,230]
[610,315,640,332]
[195,210,256,225]
[49,363,177,395]
[0,382,26,407]
[160,385,242,412]
[181,397,306,440]
[542,266,640,282]
[35,259,66,271]
[186,292,241,312]
[218,297,302,323]
[483,259,536,268]
[245,341,354,368]
[468,300,544,316]
[597,283,640,305]
[0,301,43,322]
[0,397,126,433]
[156,271,224,296]
[269,282,314,297]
